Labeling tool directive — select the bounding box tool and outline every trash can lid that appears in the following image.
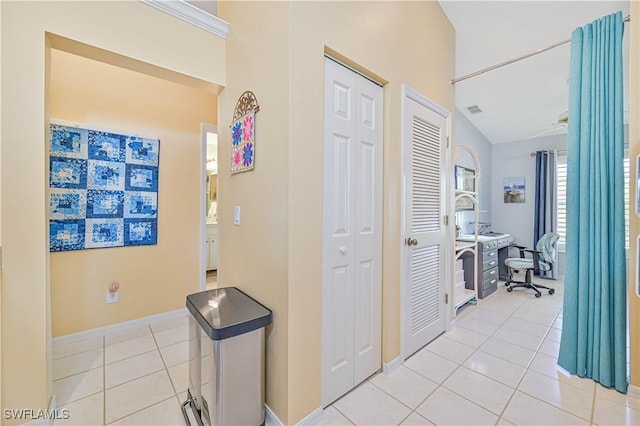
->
[186,287,273,340]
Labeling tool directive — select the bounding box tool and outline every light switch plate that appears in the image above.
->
[234,206,241,225]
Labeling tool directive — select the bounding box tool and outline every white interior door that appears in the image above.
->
[402,89,449,358]
[322,57,383,406]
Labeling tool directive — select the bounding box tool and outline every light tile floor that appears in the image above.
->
[52,314,191,425]
[314,278,640,426]
[51,278,640,425]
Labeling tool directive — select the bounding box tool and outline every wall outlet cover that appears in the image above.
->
[106,290,119,304]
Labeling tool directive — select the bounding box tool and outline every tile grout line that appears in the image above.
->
[443,287,561,423]
[492,309,597,424]
[107,395,178,425]
[329,404,356,425]
[101,332,189,391]
[400,301,513,424]
[492,296,561,423]
[105,366,166,392]
[103,324,180,425]
[149,323,181,399]
[52,320,187,362]
[53,344,104,362]
[53,331,188,383]
[452,301,524,424]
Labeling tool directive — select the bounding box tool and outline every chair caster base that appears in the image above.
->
[507,286,513,292]
[535,292,541,298]
[549,289,555,295]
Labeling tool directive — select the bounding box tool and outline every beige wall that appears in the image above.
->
[49,50,217,336]
[217,1,291,420]
[219,1,454,423]
[629,0,639,388]
[287,2,454,421]
[0,1,3,413]
[1,0,224,418]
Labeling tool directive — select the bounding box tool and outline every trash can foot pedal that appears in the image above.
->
[181,390,204,426]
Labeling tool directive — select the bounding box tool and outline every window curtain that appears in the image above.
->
[558,11,627,393]
[534,150,557,278]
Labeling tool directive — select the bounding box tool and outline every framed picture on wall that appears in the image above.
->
[503,176,525,203]
[454,165,475,192]
[454,165,475,211]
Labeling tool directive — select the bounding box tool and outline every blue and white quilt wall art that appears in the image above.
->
[49,123,160,252]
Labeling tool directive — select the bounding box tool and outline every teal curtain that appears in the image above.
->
[558,12,627,393]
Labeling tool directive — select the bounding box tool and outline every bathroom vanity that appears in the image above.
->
[206,222,218,271]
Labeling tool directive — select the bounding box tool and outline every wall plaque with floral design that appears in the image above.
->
[230,91,259,174]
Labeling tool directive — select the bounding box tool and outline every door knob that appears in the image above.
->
[407,238,418,246]
[339,246,348,255]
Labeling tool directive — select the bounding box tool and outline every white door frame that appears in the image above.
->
[399,85,452,362]
[200,123,217,291]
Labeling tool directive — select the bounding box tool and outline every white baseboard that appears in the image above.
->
[52,308,188,345]
[296,407,323,426]
[628,383,640,399]
[382,355,403,374]
[265,404,284,426]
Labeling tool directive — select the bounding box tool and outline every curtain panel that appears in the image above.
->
[558,11,627,393]
[534,150,558,278]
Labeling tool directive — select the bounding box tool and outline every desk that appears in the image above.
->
[457,234,513,298]
[498,245,511,281]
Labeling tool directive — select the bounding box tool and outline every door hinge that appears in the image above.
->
[446,136,450,148]
[444,215,449,226]
[445,293,449,304]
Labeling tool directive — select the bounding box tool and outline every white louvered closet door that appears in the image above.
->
[403,92,448,357]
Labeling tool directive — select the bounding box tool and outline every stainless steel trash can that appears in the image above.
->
[182,287,272,426]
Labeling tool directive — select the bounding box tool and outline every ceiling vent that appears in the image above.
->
[466,105,482,114]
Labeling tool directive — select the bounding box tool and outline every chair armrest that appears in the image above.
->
[509,244,528,258]
[523,249,542,271]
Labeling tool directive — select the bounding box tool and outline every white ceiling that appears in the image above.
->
[439,0,630,144]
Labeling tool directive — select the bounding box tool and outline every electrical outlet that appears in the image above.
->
[106,289,119,304]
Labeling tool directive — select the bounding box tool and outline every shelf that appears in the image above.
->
[455,241,476,251]
[454,287,476,309]
[452,145,481,319]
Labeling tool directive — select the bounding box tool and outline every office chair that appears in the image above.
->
[504,232,559,298]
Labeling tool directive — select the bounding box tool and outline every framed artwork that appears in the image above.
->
[49,121,160,252]
[504,176,525,203]
[230,91,260,174]
[454,165,475,210]
[454,165,476,192]
[230,111,255,173]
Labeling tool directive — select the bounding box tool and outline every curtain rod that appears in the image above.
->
[452,14,630,85]
[530,150,567,157]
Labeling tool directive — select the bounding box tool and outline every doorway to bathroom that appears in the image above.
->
[202,124,219,291]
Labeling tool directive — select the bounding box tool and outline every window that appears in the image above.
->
[556,155,629,250]
[556,156,567,248]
